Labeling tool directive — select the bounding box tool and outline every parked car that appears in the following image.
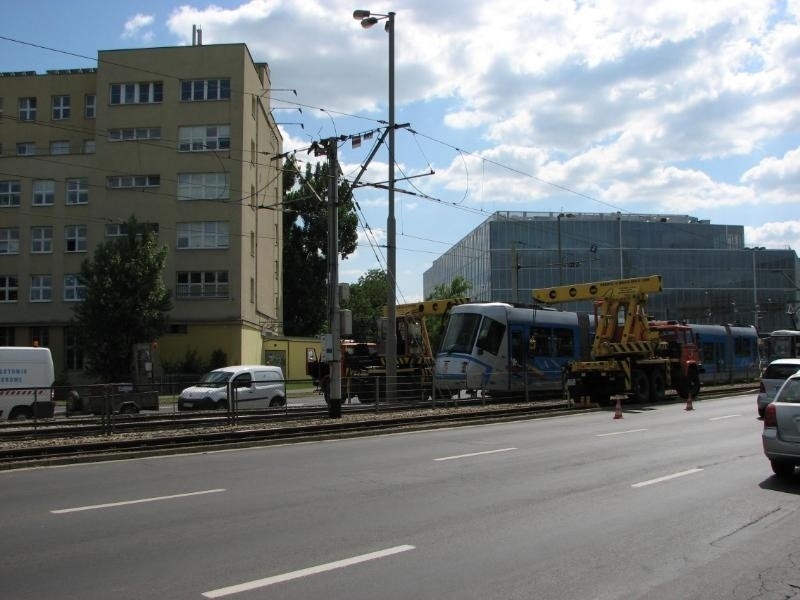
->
[178,365,286,411]
[757,358,800,417]
[762,371,800,478]
[68,383,159,415]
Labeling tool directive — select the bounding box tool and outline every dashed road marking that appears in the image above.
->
[50,488,226,514]
[202,545,416,598]
[632,468,703,488]
[434,447,517,462]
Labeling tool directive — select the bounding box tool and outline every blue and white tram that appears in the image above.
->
[689,323,760,384]
[434,303,593,400]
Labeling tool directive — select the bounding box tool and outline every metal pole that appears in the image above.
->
[385,11,397,402]
[557,214,563,286]
[752,249,758,328]
[511,241,518,304]
[328,138,342,418]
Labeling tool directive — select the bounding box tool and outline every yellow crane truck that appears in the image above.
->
[532,276,702,405]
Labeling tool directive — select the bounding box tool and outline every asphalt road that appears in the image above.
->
[2,393,799,599]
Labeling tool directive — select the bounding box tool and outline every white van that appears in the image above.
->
[0,346,56,420]
[178,365,286,411]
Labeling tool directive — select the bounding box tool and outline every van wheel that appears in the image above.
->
[216,399,228,410]
[269,396,285,407]
[8,407,32,421]
[120,403,139,414]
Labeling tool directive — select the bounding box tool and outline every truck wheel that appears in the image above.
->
[8,407,32,420]
[677,373,701,399]
[649,371,666,402]
[631,370,650,404]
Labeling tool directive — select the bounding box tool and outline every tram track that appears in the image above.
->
[0,384,757,470]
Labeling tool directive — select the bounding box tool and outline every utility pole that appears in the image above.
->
[326,137,342,418]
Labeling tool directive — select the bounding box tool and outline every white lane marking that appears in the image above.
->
[596,428,648,437]
[50,488,226,514]
[709,414,741,421]
[632,468,703,488]
[202,545,416,598]
[433,447,517,462]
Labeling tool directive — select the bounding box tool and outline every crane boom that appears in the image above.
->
[531,276,662,304]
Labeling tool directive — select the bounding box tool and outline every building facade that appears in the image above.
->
[423,212,800,333]
[0,42,284,383]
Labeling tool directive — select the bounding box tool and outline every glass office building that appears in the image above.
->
[423,212,799,332]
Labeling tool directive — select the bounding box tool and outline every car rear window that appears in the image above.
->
[776,379,800,404]
[763,364,800,380]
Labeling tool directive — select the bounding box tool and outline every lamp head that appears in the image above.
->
[361,16,379,28]
[353,9,370,19]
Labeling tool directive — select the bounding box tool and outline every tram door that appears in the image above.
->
[509,325,530,399]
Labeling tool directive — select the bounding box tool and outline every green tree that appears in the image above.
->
[73,217,172,381]
[425,276,472,352]
[282,157,359,336]
[342,269,388,341]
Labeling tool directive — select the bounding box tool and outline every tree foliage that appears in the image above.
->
[425,276,472,352]
[342,269,388,341]
[282,157,359,336]
[73,217,172,381]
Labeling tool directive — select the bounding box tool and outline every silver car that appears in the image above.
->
[762,372,800,478]
[757,358,800,417]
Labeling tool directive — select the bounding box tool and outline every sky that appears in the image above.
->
[2,0,799,302]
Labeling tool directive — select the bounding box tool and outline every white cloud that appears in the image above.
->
[741,146,800,200]
[122,13,155,41]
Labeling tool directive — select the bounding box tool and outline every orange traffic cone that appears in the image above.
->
[685,393,694,411]
[613,397,623,419]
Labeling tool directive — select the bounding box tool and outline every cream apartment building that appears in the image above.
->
[0,42,283,382]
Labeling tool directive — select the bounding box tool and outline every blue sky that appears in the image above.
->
[2,0,799,302]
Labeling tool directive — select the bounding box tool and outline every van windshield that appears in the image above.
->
[196,371,233,387]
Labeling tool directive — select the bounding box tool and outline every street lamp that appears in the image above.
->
[353,8,397,401]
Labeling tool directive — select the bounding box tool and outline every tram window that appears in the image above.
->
[553,328,574,357]
[531,327,549,357]
[476,317,505,356]
[734,338,752,357]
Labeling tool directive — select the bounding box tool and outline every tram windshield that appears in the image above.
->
[440,313,482,354]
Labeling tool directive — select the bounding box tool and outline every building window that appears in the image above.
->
[106,175,160,189]
[84,94,96,119]
[66,178,89,204]
[180,78,231,101]
[250,277,255,304]
[176,271,229,298]
[50,140,70,155]
[18,97,36,121]
[30,275,52,302]
[250,231,255,256]
[109,81,163,105]
[83,140,96,154]
[32,180,55,206]
[16,142,36,156]
[64,328,83,369]
[63,274,86,301]
[177,172,230,200]
[31,226,53,253]
[178,125,230,152]
[64,225,87,252]
[104,222,159,238]
[108,127,161,141]
[29,326,49,347]
[52,95,70,120]
[0,326,15,345]
[0,181,21,207]
[0,276,18,302]
[0,228,19,254]
[176,222,230,249]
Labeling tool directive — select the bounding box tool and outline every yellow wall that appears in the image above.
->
[263,336,320,384]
